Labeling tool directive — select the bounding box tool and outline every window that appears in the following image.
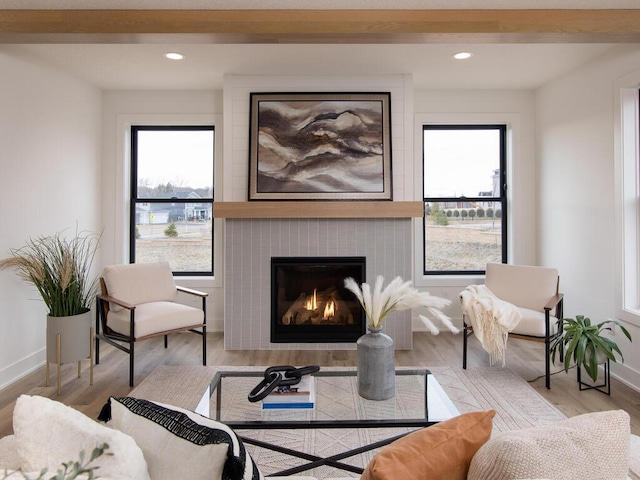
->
[423,125,507,275]
[130,126,214,276]
[614,85,640,326]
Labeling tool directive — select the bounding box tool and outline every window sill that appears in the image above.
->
[618,308,640,329]
[414,273,485,288]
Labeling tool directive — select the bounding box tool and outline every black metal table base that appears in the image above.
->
[211,369,440,477]
[240,431,411,476]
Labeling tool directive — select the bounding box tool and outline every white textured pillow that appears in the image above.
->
[629,434,640,480]
[0,435,19,470]
[12,395,149,480]
[102,261,178,312]
[468,410,630,480]
[1,472,92,480]
[105,397,263,480]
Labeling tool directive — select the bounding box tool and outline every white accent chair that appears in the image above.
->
[462,263,564,389]
[95,262,208,387]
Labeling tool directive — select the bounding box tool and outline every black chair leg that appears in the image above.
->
[545,340,551,389]
[95,305,100,365]
[164,335,168,348]
[202,298,207,366]
[202,326,207,366]
[129,341,135,387]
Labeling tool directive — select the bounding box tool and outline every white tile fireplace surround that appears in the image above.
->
[224,218,412,350]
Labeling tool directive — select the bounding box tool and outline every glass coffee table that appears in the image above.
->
[208,368,459,476]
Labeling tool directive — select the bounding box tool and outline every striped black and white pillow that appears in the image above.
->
[100,397,262,480]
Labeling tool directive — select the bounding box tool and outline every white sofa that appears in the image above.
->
[0,395,639,480]
[0,395,352,480]
[0,434,348,479]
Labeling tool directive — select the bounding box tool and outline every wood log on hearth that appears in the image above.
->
[282,293,307,325]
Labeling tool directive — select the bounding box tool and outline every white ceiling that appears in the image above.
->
[0,1,634,90]
[3,42,619,91]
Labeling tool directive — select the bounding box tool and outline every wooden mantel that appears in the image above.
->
[214,201,423,219]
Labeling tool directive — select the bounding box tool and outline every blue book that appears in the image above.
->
[261,376,316,407]
[261,402,314,410]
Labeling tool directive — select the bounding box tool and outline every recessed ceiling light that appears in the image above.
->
[164,52,185,60]
[453,52,473,60]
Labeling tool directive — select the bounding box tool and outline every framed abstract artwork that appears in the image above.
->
[248,92,392,201]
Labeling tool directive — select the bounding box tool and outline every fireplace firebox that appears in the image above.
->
[271,257,366,343]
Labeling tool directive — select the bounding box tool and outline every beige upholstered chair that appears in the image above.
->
[462,263,564,389]
[95,261,208,387]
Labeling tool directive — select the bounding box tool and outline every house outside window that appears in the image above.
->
[423,124,507,275]
[130,125,214,276]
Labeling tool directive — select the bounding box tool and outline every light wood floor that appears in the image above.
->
[1,332,639,438]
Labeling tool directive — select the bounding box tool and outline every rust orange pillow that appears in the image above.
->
[361,410,495,480]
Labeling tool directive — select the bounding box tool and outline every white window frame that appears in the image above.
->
[115,113,223,287]
[615,76,640,327]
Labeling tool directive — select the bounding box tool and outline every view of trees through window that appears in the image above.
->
[423,125,506,274]
[131,126,214,275]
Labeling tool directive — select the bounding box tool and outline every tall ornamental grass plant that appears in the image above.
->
[0,230,100,317]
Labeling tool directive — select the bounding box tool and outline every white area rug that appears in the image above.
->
[130,365,566,479]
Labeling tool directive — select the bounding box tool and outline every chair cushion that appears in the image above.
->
[107,301,204,338]
[105,397,263,480]
[102,262,178,312]
[510,307,558,337]
[467,410,630,480]
[485,263,558,312]
[361,410,495,480]
[12,395,149,480]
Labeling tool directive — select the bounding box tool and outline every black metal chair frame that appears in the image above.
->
[95,278,208,387]
[463,288,564,390]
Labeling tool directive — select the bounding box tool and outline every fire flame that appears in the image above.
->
[305,289,318,311]
[323,300,335,320]
[304,289,336,320]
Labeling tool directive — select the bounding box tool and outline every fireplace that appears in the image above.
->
[271,256,366,343]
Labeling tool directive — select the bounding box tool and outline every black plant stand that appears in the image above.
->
[577,358,611,395]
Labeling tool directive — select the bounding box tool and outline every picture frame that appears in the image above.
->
[248,92,392,201]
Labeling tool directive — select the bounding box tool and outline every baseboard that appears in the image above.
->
[611,362,640,393]
[0,348,45,391]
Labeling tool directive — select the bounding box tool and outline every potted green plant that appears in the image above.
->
[0,229,101,393]
[550,315,632,382]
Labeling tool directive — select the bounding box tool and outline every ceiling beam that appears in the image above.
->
[1,9,640,43]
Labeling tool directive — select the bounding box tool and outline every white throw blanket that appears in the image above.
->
[460,285,522,367]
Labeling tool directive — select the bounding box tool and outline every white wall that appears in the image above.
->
[413,90,537,323]
[0,48,102,389]
[102,85,539,336]
[6,46,638,390]
[537,45,640,389]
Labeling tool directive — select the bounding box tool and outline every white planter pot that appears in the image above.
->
[46,311,92,364]
[45,310,94,394]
